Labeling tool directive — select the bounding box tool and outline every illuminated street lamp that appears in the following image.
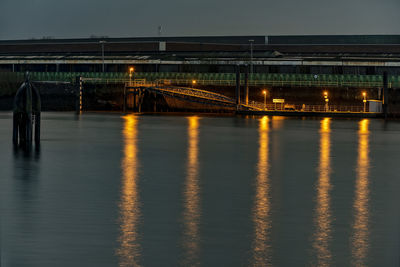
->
[324,91,329,112]
[263,90,267,110]
[192,80,197,88]
[129,67,134,86]
[363,92,367,112]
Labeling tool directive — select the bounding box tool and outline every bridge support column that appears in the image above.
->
[244,65,249,105]
[383,72,389,118]
[133,88,137,111]
[123,84,127,113]
[138,89,143,113]
[153,92,157,112]
[236,65,241,110]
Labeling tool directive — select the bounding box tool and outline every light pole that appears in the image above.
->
[363,92,367,112]
[263,90,267,110]
[192,80,196,88]
[324,91,329,112]
[129,67,134,86]
[99,40,106,73]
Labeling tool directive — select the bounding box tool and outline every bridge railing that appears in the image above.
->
[246,102,366,112]
[6,71,399,88]
[152,86,236,104]
[163,86,234,101]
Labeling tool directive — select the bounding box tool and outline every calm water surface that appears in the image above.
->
[1,112,399,266]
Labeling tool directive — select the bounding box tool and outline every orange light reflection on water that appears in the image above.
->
[117,115,142,267]
[271,116,285,130]
[252,116,272,265]
[352,119,370,266]
[312,118,332,266]
[182,116,201,266]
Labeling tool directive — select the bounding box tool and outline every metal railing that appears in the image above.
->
[118,78,390,88]
[246,102,366,113]
[148,86,236,105]
[7,72,398,88]
[125,79,154,87]
[106,78,393,88]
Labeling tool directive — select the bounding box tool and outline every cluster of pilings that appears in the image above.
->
[74,76,148,113]
[123,85,144,113]
[13,73,41,148]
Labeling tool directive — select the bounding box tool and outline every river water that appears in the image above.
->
[0,112,399,266]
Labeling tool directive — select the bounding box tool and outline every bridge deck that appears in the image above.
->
[127,83,237,107]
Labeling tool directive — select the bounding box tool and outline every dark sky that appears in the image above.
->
[0,0,399,40]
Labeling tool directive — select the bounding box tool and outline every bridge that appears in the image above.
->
[123,80,239,111]
[142,86,236,107]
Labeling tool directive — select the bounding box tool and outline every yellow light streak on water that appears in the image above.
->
[252,116,272,266]
[312,118,332,266]
[117,115,141,267]
[351,119,370,266]
[271,116,285,130]
[182,116,201,266]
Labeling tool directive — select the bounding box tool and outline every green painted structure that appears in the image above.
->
[1,72,399,88]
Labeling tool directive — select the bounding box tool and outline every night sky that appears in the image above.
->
[0,0,399,40]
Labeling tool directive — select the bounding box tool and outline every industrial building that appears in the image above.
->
[0,35,400,78]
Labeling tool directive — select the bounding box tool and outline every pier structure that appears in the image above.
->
[76,77,239,113]
[71,74,383,117]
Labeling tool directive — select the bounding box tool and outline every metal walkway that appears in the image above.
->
[126,81,237,107]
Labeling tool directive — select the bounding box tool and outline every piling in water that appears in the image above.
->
[13,72,41,148]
